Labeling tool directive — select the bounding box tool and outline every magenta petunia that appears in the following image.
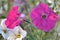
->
[5,6,23,29]
[30,3,58,32]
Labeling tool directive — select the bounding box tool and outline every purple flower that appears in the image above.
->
[30,3,58,32]
[13,0,27,6]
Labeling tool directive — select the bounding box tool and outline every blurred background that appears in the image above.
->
[0,0,60,40]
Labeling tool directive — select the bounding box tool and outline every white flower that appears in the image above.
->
[0,19,7,30]
[7,26,27,40]
[0,19,27,40]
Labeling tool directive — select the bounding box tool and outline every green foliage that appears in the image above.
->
[0,0,60,40]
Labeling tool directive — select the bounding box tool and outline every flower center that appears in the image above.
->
[16,34,21,38]
[42,14,47,19]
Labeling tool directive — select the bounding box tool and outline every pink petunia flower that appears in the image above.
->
[30,3,58,32]
[5,6,25,29]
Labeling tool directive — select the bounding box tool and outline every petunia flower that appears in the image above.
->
[30,3,58,32]
[5,6,25,29]
[0,19,27,40]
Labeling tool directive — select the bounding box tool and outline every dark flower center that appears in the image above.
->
[42,14,47,19]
